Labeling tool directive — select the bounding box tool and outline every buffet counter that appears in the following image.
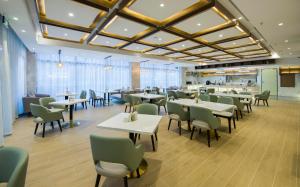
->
[187,84,260,94]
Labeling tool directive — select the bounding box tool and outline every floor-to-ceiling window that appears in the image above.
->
[140,62,181,89]
[36,54,131,98]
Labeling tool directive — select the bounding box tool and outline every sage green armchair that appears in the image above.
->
[154,95,167,114]
[130,96,143,111]
[30,103,63,137]
[209,95,218,102]
[89,89,104,107]
[176,91,187,99]
[167,90,178,100]
[254,90,270,106]
[231,89,238,94]
[214,96,236,133]
[136,103,159,151]
[0,147,29,187]
[75,90,87,110]
[190,106,221,147]
[239,92,252,112]
[166,101,190,135]
[39,97,65,122]
[90,135,144,187]
[206,88,215,94]
[199,94,210,101]
[233,97,244,120]
[124,94,132,112]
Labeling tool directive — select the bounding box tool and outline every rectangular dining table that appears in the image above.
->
[130,93,165,102]
[210,92,253,99]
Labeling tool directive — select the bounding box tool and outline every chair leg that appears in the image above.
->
[214,129,219,141]
[125,105,127,112]
[85,102,87,109]
[42,123,46,138]
[233,116,236,129]
[228,118,231,133]
[57,120,62,132]
[257,100,260,106]
[246,105,249,113]
[136,168,140,178]
[51,122,54,129]
[207,130,211,147]
[187,120,191,131]
[263,100,265,106]
[168,119,172,130]
[199,128,202,135]
[178,121,181,136]
[123,176,128,187]
[95,174,101,187]
[190,126,195,140]
[158,106,160,114]
[151,135,156,151]
[266,100,269,107]
[34,123,39,134]
[249,104,252,111]
[240,110,243,119]
[235,110,239,121]
[163,105,167,113]
[62,115,65,122]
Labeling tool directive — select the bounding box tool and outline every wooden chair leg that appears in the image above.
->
[207,130,211,147]
[136,168,140,178]
[163,105,167,113]
[240,110,243,118]
[178,121,181,136]
[168,119,172,130]
[233,116,236,129]
[95,174,101,187]
[227,118,231,133]
[214,129,219,141]
[42,123,46,138]
[190,126,195,140]
[151,135,156,151]
[266,100,269,106]
[246,105,250,113]
[235,110,239,121]
[57,120,62,132]
[125,105,127,112]
[123,176,128,187]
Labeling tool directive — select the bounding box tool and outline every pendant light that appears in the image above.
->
[57,49,63,68]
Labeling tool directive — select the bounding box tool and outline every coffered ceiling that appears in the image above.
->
[27,0,273,65]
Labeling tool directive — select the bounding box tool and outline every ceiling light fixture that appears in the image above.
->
[68,12,74,17]
[124,28,128,31]
[238,17,243,20]
[21,29,26,33]
[160,3,165,7]
[219,34,223,38]
[197,23,201,26]
[181,44,185,47]
[289,52,293,55]
[64,33,68,36]
[278,22,284,26]
[12,17,19,21]
[287,47,291,50]
[284,40,289,43]
[57,49,63,68]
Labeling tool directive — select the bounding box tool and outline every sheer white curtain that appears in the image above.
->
[140,62,181,89]
[36,54,131,98]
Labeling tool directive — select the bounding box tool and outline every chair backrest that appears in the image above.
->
[190,106,220,129]
[80,90,87,99]
[30,103,50,119]
[262,90,271,99]
[136,103,158,115]
[90,135,144,172]
[39,97,55,108]
[206,88,215,94]
[176,91,187,99]
[167,90,178,99]
[166,101,189,121]
[231,90,238,94]
[232,97,243,110]
[199,94,210,101]
[124,94,131,103]
[130,96,142,105]
[217,96,234,105]
[89,90,96,99]
[209,95,218,102]
[0,147,29,187]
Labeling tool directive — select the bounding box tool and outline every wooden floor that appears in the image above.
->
[4,99,300,187]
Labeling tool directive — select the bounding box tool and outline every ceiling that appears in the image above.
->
[0,0,298,66]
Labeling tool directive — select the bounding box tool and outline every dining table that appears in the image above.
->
[210,92,253,100]
[130,93,165,103]
[57,93,77,100]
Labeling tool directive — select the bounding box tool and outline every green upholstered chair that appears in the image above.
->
[209,95,218,102]
[75,90,87,110]
[0,147,29,187]
[231,89,238,94]
[30,103,63,137]
[233,97,245,120]
[124,94,132,112]
[206,88,215,94]
[154,95,167,114]
[190,106,221,147]
[130,96,143,111]
[176,91,187,99]
[39,97,65,122]
[239,92,252,112]
[136,103,159,151]
[254,90,270,106]
[166,101,190,135]
[167,90,178,100]
[214,96,236,133]
[199,94,210,101]
[89,89,104,107]
[90,134,144,187]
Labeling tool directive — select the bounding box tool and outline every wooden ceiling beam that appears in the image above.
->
[210,34,250,45]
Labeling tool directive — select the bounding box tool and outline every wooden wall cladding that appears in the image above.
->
[280,74,295,87]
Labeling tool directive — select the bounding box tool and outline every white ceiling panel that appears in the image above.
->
[141,31,182,44]
[103,16,148,38]
[213,55,235,59]
[219,57,240,61]
[128,0,199,21]
[217,37,255,48]
[191,58,209,62]
[202,51,227,56]
[165,52,187,58]
[186,46,215,54]
[91,35,126,47]
[239,50,268,55]
[227,44,262,52]
[244,54,270,58]
[167,40,199,50]
[197,27,245,43]
[123,43,153,52]
[178,56,200,60]
[46,25,86,41]
[145,48,172,55]
[44,0,100,28]
[174,9,228,34]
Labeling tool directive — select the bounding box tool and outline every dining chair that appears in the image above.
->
[136,103,159,151]
[89,89,104,107]
[75,90,87,110]
[176,91,187,99]
[167,90,178,100]
[130,96,143,111]
[239,92,252,112]
[206,88,215,94]
[231,90,238,94]
[190,106,221,147]
[199,94,210,101]
[30,103,63,137]
[39,97,65,122]
[214,96,236,133]
[90,135,144,187]
[0,146,29,187]
[233,97,245,120]
[124,94,132,112]
[154,95,167,114]
[166,101,190,135]
[209,95,218,102]
[254,90,270,106]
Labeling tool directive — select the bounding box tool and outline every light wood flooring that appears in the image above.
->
[4,99,300,187]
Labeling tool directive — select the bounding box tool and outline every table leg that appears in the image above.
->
[108,93,110,105]
[69,104,74,128]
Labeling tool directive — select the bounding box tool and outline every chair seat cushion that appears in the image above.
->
[213,111,233,118]
[169,114,180,120]
[192,120,210,130]
[49,108,64,113]
[95,161,130,178]
[33,117,44,123]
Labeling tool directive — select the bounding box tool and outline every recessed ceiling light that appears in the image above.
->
[12,17,19,21]
[124,28,128,31]
[64,33,68,36]
[158,37,162,41]
[260,38,264,41]
[197,23,201,26]
[219,34,223,38]
[238,17,243,20]
[287,47,291,50]
[21,29,26,33]
[233,42,236,45]
[278,22,284,26]
[181,44,185,47]
[160,3,165,7]
[68,12,74,17]
[232,18,237,22]
[284,40,289,43]
[289,52,293,55]
[198,49,202,51]
[106,41,110,44]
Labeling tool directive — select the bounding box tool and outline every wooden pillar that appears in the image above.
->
[131,62,140,90]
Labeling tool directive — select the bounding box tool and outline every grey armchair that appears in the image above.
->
[190,106,221,147]
[89,89,104,107]
[39,97,65,122]
[154,95,167,114]
[166,101,190,135]
[75,90,87,110]
[214,96,236,133]
[254,90,270,106]
[233,97,244,120]
[199,94,210,101]
[176,91,188,99]
[30,103,63,137]
[167,90,178,100]
[90,135,144,187]
[0,147,29,187]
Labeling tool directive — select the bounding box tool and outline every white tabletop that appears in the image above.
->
[57,93,77,97]
[211,93,253,99]
[97,113,162,135]
[130,93,165,100]
[169,99,234,112]
[50,99,88,106]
